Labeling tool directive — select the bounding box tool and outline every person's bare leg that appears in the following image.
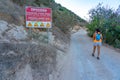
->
[97,45,100,59]
[92,46,96,56]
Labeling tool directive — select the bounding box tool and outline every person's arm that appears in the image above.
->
[93,33,95,41]
[100,34,103,40]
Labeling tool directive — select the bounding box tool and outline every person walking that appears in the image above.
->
[92,28,103,60]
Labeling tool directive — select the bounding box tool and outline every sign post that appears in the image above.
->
[25,6,52,43]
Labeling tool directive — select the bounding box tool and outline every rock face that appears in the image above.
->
[15,64,33,80]
[0,20,8,34]
[0,20,28,42]
[6,26,27,40]
[0,20,68,80]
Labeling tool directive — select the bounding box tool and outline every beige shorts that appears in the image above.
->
[93,42,102,46]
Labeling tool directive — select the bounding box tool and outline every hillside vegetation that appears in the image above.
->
[87,4,120,48]
[10,0,87,33]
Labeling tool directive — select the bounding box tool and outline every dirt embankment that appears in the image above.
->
[0,20,69,80]
[0,43,57,80]
[0,0,70,80]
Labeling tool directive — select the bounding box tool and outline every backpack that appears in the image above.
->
[96,33,101,41]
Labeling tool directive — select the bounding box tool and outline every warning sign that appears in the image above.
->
[40,23,44,27]
[46,23,50,28]
[34,23,39,28]
[26,6,52,28]
[28,22,32,27]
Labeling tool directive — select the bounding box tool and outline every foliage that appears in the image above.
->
[52,7,74,33]
[11,0,26,6]
[87,3,120,48]
[33,0,87,33]
[34,0,54,6]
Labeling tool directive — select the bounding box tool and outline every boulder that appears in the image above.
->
[6,26,28,40]
[0,20,8,34]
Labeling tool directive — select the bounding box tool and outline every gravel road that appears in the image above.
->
[58,29,120,80]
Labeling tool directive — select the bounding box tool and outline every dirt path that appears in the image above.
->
[58,29,120,80]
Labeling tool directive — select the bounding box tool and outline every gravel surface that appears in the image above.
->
[58,29,120,80]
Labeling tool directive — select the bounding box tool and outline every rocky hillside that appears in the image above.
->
[0,0,87,42]
[0,0,87,80]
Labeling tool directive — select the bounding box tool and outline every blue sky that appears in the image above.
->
[55,0,120,20]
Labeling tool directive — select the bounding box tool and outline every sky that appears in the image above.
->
[55,0,120,20]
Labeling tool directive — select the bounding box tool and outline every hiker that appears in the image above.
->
[92,28,103,60]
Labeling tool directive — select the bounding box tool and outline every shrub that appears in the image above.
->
[87,3,120,48]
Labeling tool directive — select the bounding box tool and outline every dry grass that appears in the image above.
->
[0,43,57,80]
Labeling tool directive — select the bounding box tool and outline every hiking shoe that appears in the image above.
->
[97,57,100,60]
[92,53,94,57]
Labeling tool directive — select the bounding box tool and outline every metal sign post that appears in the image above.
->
[47,29,49,43]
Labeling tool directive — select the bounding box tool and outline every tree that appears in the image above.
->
[87,3,120,48]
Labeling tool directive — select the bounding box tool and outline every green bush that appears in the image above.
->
[114,39,120,48]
